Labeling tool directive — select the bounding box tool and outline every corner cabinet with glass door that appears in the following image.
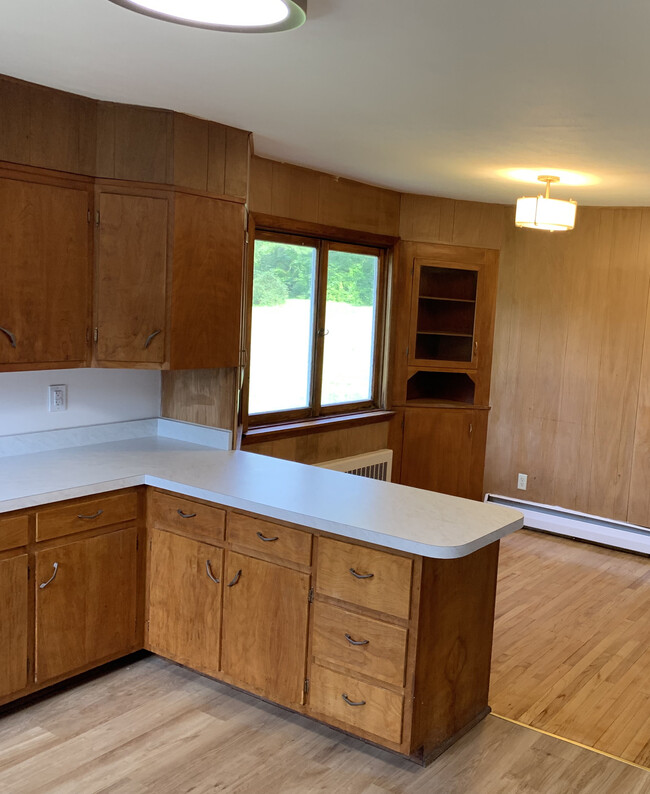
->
[396,243,499,501]
[246,230,386,426]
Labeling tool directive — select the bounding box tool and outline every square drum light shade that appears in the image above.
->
[107,0,307,32]
[515,176,577,232]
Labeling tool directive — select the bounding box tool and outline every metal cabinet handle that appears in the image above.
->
[345,633,370,646]
[205,560,220,585]
[349,568,374,580]
[144,329,162,349]
[474,339,479,354]
[39,562,59,589]
[77,509,104,520]
[227,569,242,587]
[177,509,197,519]
[256,531,279,543]
[341,693,366,707]
[0,326,16,348]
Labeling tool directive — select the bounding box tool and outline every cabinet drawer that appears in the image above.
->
[312,602,408,687]
[227,513,312,566]
[315,538,413,619]
[150,491,225,543]
[0,514,29,552]
[309,664,404,745]
[36,491,138,542]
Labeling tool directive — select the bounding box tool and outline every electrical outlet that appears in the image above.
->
[517,473,528,490]
[48,384,67,412]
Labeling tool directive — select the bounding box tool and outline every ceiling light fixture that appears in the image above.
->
[108,0,307,33]
[515,175,577,232]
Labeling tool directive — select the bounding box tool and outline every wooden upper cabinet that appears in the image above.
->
[0,173,91,369]
[221,550,310,708]
[95,190,168,365]
[170,194,245,369]
[409,258,495,371]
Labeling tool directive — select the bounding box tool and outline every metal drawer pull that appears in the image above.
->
[205,560,220,585]
[341,693,366,707]
[345,633,369,646]
[227,569,242,587]
[177,509,197,519]
[77,509,104,520]
[39,562,59,589]
[256,531,279,542]
[349,568,374,580]
[0,326,16,348]
[144,329,162,349]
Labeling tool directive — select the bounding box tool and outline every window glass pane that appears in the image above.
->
[321,250,379,407]
[249,240,316,415]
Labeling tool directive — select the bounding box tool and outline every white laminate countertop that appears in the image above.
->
[0,436,523,559]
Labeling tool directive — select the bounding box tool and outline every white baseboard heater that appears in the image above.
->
[486,494,650,555]
[316,449,393,482]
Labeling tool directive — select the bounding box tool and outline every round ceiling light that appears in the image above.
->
[515,175,577,232]
[108,0,307,32]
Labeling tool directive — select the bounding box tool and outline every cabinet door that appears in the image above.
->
[0,554,29,699]
[35,527,138,683]
[0,176,90,367]
[148,529,222,676]
[221,551,310,707]
[409,261,480,369]
[96,192,168,365]
[170,195,245,369]
[401,408,488,500]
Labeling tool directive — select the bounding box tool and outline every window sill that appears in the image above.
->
[241,410,396,446]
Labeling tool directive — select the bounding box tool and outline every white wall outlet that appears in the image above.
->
[48,384,68,412]
[517,473,528,490]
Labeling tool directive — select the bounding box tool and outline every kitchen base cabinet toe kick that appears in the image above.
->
[1,485,502,766]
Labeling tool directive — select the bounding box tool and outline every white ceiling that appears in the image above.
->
[2,0,650,206]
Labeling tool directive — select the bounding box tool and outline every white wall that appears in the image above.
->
[0,369,161,436]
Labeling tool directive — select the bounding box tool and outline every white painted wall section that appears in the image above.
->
[0,369,161,436]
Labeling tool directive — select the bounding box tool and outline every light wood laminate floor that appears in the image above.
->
[0,654,647,794]
[491,529,650,768]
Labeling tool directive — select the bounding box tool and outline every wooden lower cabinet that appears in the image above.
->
[400,407,489,500]
[35,527,138,683]
[0,554,29,698]
[2,487,501,766]
[147,528,222,676]
[221,550,311,708]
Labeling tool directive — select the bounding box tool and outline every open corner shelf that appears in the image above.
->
[406,370,475,406]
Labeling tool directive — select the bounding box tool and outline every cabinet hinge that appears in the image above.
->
[95,210,100,228]
[308,587,314,603]
[245,231,250,245]
[93,327,98,343]
[87,209,91,224]
[304,678,310,694]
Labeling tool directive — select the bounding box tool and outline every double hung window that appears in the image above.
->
[247,230,385,425]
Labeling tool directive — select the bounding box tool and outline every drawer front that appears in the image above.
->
[0,514,29,552]
[36,491,138,542]
[316,538,413,619]
[150,491,225,543]
[309,664,404,745]
[227,513,312,566]
[312,601,408,687]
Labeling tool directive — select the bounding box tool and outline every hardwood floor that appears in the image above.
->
[491,529,650,768]
[0,654,647,793]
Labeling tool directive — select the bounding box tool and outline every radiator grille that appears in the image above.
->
[315,449,393,482]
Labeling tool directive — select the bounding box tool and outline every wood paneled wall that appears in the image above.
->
[484,206,650,527]
[249,157,401,236]
[0,74,250,199]
[161,369,237,436]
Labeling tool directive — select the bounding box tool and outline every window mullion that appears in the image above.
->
[310,240,329,417]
